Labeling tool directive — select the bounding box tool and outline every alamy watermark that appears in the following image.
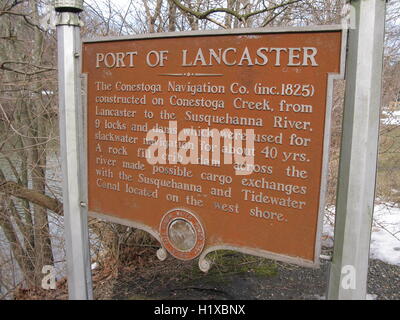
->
[41,265,56,290]
[144,121,256,175]
[341,265,356,290]
[341,0,357,30]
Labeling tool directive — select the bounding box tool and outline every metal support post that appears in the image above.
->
[55,1,93,300]
[327,0,386,300]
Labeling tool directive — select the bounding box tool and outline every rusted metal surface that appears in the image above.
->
[82,29,344,267]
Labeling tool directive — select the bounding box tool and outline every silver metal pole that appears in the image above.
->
[327,0,386,300]
[56,3,93,300]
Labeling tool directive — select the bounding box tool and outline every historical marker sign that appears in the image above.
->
[82,28,345,268]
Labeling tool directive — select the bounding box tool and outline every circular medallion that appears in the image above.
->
[159,209,205,261]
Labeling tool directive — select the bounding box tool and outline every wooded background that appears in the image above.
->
[0,0,399,299]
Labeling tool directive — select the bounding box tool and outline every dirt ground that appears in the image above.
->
[93,247,400,300]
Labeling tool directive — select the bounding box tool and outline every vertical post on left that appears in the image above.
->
[55,1,93,300]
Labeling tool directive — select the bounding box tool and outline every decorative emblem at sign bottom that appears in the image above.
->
[159,208,205,261]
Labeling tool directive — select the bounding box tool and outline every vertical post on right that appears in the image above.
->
[327,0,387,300]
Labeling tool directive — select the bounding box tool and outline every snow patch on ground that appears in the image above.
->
[323,204,400,266]
[381,110,400,125]
[370,205,400,266]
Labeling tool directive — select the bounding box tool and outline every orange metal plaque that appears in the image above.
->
[82,29,344,267]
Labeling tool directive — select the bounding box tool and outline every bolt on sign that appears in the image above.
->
[82,27,345,269]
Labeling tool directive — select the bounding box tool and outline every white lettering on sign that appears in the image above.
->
[96,51,138,68]
[95,47,319,68]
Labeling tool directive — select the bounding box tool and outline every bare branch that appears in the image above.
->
[0,180,63,215]
[171,0,305,26]
[0,61,55,76]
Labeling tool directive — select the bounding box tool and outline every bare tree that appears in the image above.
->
[0,0,57,289]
